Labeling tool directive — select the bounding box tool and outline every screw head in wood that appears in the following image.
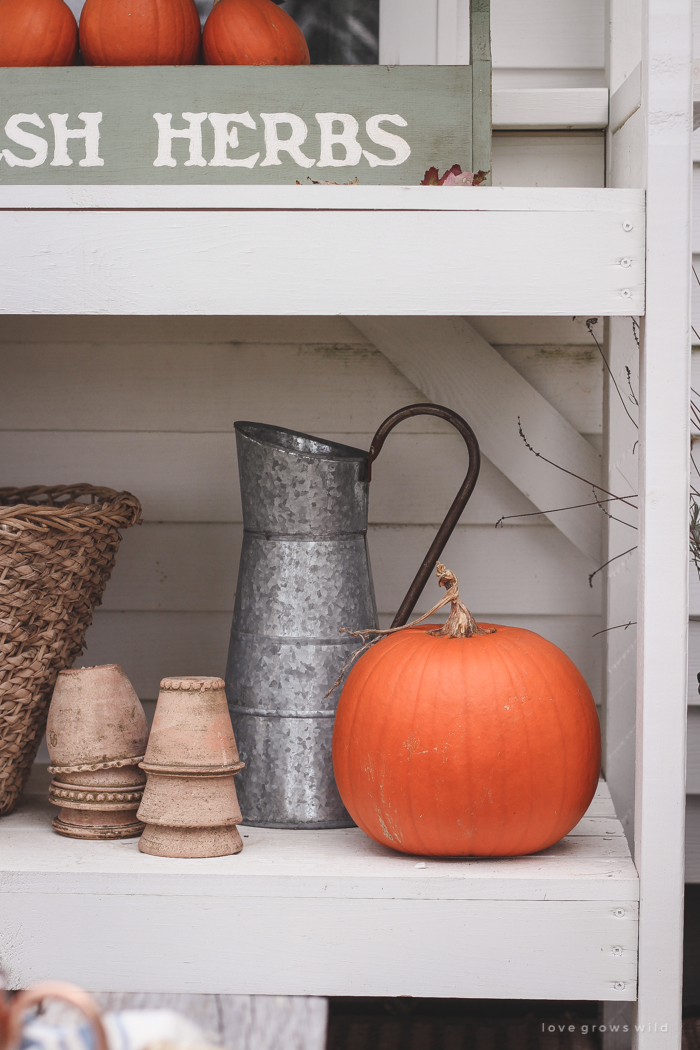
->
[623,222,633,231]
[614,908,625,917]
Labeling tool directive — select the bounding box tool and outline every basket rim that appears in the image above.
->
[0,484,141,532]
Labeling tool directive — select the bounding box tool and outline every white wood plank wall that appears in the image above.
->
[1,310,604,710]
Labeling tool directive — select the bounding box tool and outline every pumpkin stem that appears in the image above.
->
[325,563,495,697]
[428,563,495,638]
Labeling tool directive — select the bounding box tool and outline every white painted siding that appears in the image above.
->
[381,0,605,87]
[1,313,603,703]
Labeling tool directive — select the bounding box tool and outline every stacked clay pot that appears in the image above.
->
[47,665,149,840]
[137,676,245,858]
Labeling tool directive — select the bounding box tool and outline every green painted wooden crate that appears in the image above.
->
[0,1,490,186]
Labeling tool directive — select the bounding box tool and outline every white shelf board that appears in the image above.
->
[0,187,645,316]
[492,88,609,130]
[0,775,638,999]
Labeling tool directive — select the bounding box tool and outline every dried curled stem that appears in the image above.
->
[325,563,494,697]
[429,564,495,638]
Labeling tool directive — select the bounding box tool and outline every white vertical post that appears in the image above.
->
[379,0,472,67]
[436,0,471,64]
[603,317,639,845]
[378,0,438,64]
[635,0,692,1045]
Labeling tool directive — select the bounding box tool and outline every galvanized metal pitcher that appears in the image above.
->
[225,405,480,829]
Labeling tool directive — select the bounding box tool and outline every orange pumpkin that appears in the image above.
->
[332,565,601,857]
[79,0,200,66]
[0,0,78,66]
[203,0,309,66]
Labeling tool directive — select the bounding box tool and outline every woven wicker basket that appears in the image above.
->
[0,485,141,816]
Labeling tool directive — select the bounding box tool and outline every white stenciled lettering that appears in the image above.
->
[259,113,315,168]
[153,112,207,168]
[363,114,411,167]
[2,113,48,167]
[316,113,362,167]
[208,112,260,168]
[49,112,104,167]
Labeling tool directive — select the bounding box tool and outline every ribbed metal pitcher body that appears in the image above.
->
[225,422,378,829]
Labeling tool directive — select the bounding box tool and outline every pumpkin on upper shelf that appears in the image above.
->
[0,0,78,66]
[332,563,602,858]
[79,0,201,65]
[203,0,309,65]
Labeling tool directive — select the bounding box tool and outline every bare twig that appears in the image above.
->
[588,546,637,588]
[495,494,638,529]
[625,365,639,406]
[517,418,638,509]
[586,317,638,429]
[592,621,637,638]
[690,500,700,578]
[631,318,640,350]
[692,449,700,480]
[591,489,638,529]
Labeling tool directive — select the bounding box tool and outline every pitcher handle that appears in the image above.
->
[367,403,481,628]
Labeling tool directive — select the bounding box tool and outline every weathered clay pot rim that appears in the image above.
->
[58,664,121,674]
[49,781,144,810]
[159,676,226,692]
[52,816,144,840]
[48,755,145,775]
[138,815,243,828]
[139,762,244,775]
[138,823,243,857]
[51,777,145,789]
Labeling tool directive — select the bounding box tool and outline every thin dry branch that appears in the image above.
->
[588,546,637,588]
[592,621,637,638]
[517,418,637,509]
[586,318,638,430]
[495,494,637,529]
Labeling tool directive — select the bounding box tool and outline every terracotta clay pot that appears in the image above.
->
[49,766,146,840]
[140,675,242,774]
[138,823,243,858]
[137,770,243,826]
[137,676,244,858]
[46,664,149,840]
[137,770,244,857]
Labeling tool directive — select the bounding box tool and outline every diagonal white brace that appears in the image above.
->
[352,315,603,564]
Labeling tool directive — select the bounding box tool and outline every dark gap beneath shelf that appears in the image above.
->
[327,999,601,1050]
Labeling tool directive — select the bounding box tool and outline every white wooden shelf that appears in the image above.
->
[0,773,638,1000]
[0,187,644,316]
[492,88,609,130]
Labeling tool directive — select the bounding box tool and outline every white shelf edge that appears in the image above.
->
[0,185,643,212]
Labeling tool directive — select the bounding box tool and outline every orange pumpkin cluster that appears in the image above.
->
[0,0,309,67]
